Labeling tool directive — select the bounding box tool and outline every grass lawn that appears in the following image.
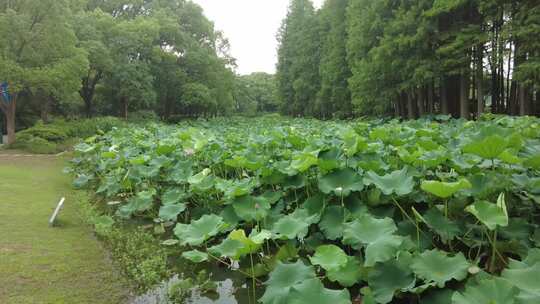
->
[0,152,130,304]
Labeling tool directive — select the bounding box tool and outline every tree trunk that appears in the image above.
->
[407,91,415,120]
[460,72,470,119]
[399,92,407,119]
[80,71,102,118]
[441,79,449,115]
[476,46,484,117]
[519,84,526,115]
[41,95,51,124]
[427,82,434,114]
[123,97,128,120]
[417,87,425,117]
[0,94,17,145]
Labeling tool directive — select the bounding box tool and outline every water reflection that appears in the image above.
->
[131,268,255,304]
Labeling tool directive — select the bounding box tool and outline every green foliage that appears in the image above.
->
[106,228,170,292]
[70,116,540,303]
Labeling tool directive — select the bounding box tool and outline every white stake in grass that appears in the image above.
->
[49,197,65,227]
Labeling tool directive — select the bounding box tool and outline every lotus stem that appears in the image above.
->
[250,252,257,304]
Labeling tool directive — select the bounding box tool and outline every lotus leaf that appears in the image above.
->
[420,179,472,198]
[174,214,224,246]
[260,261,316,304]
[288,278,352,304]
[309,245,348,271]
[318,168,364,197]
[451,277,519,304]
[465,193,508,230]
[364,168,415,196]
[411,250,470,287]
[181,250,208,263]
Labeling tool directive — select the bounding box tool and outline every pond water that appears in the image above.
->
[131,264,257,304]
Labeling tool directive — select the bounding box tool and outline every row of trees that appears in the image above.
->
[0,0,239,144]
[277,0,540,119]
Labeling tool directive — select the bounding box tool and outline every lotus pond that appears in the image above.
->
[70,115,540,304]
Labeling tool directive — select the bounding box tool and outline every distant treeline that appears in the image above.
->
[277,0,539,119]
[0,0,253,144]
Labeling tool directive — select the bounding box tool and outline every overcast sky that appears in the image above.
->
[192,0,324,75]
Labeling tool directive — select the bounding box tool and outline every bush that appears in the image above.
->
[10,136,58,154]
[17,124,68,143]
[51,117,124,138]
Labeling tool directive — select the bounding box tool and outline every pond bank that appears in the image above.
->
[0,152,130,303]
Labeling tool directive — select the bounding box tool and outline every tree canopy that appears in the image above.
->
[276,0,540,119]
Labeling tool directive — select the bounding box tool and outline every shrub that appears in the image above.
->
[10,136,58,154]
[16,124,68,143]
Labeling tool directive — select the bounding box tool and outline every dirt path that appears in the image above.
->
[0,152,129,304]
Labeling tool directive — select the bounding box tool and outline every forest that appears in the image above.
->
[277,0,539,119]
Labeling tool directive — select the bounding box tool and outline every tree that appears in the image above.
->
[317,0,352,119]
[0,0,87,144]
[234,72,278,115]
[277,0,320,117]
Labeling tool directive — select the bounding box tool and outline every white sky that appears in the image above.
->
[192,0,324,75]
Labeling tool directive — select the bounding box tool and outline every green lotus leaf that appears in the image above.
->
[167,160,193,183]
[327,256,365,287]
[502,261,540,299]
[364,235,404,267]
[364,168,415,196]
[451,277,519,304]
[208,238,244,259]
[463,134,508,159]
[181,250,208,263]
[343,128,367,157]
[319,205,346,240]
[343,214,402,266]
[231,195,271,222]
[318,168,364,197]
[309,245,348,271]
[221,229,272,257]
[420,289,453,304]
[282,174,307,190]
[367,254,415,304]
[73,174,92,188]
[303,194,326,216]
[174,214,225,246]
[188,168,211,184]
[272,213,311,240]
[465,193,508,230]
[260,261,317,304]
[161,188,187,205]
[524,154,540,170]
[420,179,472,198]
[288,278,352,304]
[498,149,522,164]
[118,188,156,217]
[156,144,175,155]
[411,250,470,287]
[290,150,320,172]
[422,208,461,242]
[216,178,256,199]
[158,203,186,222]
[343,215,397,247]
[318,148,341,172]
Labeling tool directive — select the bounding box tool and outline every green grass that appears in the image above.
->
[0,153,129,304]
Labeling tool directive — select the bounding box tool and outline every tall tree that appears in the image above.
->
[0,0,87,143]
[277,0,320,117]
[317,0,352,119]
